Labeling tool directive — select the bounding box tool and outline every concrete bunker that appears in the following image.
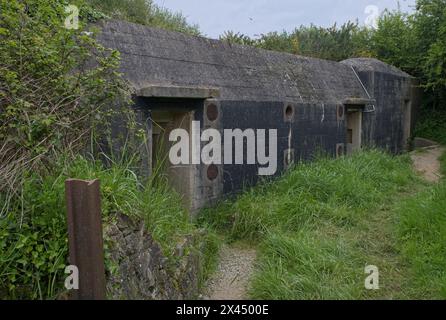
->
[96,20,421,212]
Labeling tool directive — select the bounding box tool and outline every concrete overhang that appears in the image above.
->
[137,85,221,99]
[343,98,376,105]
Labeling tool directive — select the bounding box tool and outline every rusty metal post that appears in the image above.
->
[65,179,106,300]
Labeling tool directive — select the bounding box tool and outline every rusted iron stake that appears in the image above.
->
[65,179,106,300]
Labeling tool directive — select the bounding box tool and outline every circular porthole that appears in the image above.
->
[285,104,294,122]
[207,165,219,181]
[206,103,219,122]
[337,105,345,120]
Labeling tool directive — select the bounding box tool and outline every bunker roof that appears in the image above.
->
[96,20,409,104]
[341,58,412,78]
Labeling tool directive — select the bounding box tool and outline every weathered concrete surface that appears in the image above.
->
[138,85,220,99]
[341,58,420,154]
[95,20,420,210]
[220,100,346,194]
[96,20,369,104]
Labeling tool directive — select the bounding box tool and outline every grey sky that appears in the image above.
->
[155,0,416,38]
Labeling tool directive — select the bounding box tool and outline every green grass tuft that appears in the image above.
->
[201,150,416,243]
[397,181,446,299]
[201,149,446,300]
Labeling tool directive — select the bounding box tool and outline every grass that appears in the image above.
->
[86,0,201,35]
[201,149,446,299]
[201,150,417,242]
[396,181,446,298]
[395,148,446,299]
[0,155,218,299]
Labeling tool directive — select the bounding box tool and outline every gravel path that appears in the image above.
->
[411,146,445,183]
[204,245,257,300]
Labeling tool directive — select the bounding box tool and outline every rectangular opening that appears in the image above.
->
[346,106,363,155]
[403,100,412,150]
[151,109,193,208]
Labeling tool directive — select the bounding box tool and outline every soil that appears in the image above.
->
[411,146,445,183]
[203,245,257,300]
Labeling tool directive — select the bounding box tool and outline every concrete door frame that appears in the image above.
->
[346,106,364,155]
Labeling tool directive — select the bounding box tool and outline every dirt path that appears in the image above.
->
[204,245,256,300]
[204,147,444,300]
[411,146,445,183]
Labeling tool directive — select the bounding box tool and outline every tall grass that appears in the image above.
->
[201,149,421,299]
[86,0,201,35]
[0,155,217,299]
[396,149,446,299]
[201,150,416,242]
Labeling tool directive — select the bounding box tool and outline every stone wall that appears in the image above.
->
[104,213,206,300]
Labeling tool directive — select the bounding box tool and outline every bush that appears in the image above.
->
[0,0,130,199]
[0,0,218,300]
[220,22,373,61]
[0,156,202,299]
[414,110,446,145]
[86,0,200,35]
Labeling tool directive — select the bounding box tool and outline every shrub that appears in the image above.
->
[0,156,202,299]
[86,0,200,35]
[414,110,446,145]
[0,0,131,204]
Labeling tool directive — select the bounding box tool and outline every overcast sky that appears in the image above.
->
[155,0,416,38]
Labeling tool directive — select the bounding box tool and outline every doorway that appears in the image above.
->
[346,107,363,155]
[151,109,194,208]
[403,100,412,150]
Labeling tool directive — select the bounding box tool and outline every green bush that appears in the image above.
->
[86,0,200,35]
[220,22,373,61]
[0,156,205,299]
[0,0,130,196]
[414,110,446,145]
[0,0,219,300]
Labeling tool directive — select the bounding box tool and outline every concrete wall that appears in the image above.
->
[130,69,417,210]
[218,100,346,195]
[95,22,420,212]
[342,58,420,154]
